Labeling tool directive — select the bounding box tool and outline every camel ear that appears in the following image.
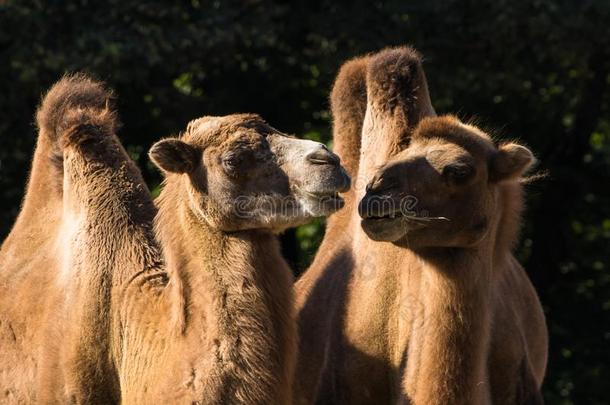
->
[149,138,199,174]
[490,143,535,182]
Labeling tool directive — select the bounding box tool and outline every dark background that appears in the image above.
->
[1,1,608,403]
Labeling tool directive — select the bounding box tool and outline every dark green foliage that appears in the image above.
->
[0,1,608,403]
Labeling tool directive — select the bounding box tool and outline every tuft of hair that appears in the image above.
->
[520,169,548,185]
[36,73,118,146]
[414,115,494,152]
[181,113,271,146]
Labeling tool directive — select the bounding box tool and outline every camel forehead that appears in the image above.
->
[182,113,276,148]
[423,141,472,163]
[412,116,496,158]
[390,140,472,171]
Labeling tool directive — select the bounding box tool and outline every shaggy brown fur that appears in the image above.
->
[329,55,369,180]
[0,75,350,403]
[0,74,157,403]
[295,47,547,404]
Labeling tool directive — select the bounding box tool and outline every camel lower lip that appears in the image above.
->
[361,215,428,241]
[362,216,401,224]
[361,214,448,223]
[360,217,405,242]
[361,212,402,220]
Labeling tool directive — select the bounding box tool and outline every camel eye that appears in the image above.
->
[443,163,474,183]
[221,149,252,177]
[221,153,240,174]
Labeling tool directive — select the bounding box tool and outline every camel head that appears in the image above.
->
[358,115,535,248]
[150,114,350,232]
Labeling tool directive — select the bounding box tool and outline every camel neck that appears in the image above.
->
[349,228,495,403]
[153,187,295,398]
[157,196,290,328]
[182,213,284,309]
[164,198,295,401]
[415,245,494,280]
[406,243,494,404]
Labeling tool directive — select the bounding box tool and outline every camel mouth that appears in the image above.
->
[363,211,450,224]
[362,211,401,220]
[298,188,346,214]
[361,214,403,227]
[360,216,406,242]
[304,190,345,205]
[361,212,450,241]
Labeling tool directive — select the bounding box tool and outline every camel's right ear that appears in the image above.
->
[149,138,199,174]
[489,143,535,182]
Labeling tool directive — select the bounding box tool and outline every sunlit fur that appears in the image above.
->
[295,47,548,404]
[0,74,157,403]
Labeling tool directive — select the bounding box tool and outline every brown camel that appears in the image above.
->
[295,47,547,404]
[0,74,350,403]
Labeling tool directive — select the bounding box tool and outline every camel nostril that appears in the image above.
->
[366,176,395,195]
[306,149,340,166]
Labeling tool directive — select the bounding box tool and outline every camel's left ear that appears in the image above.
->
[489,143,535,182]
[149,138,199,174]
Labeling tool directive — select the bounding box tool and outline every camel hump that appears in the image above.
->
[366,46,427,113]
[331,56,369,114]
[330,55,368,178]
[36,73,118,147]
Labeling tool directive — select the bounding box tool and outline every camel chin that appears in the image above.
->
[297,190,346,217]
